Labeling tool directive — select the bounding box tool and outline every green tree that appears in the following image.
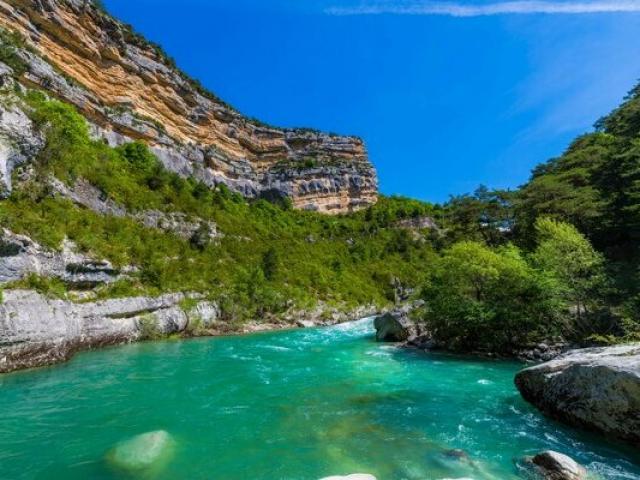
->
[530,218,607,335]
[261,247,279,281]
[423,241,561,352]
[445,186,515,246]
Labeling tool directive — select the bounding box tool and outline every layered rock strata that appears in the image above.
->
[0,0,378,213]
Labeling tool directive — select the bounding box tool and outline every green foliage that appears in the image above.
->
[261,247,279,281]
[438,82,640,343]
[0,28,29,77]
[138,315,161,340]
[0,94,440,323]
[530,218,613,337]
[444,186,514,246]
[515,83,640,256]
[531,218,606,302]
[422,242,562,352]
[6,274,68,299]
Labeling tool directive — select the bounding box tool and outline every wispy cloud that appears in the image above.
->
[326,1,640,16]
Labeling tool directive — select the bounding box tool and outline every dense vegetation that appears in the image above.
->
[0,90,440,323]
[429,83,640,350]
[1,26,639,350]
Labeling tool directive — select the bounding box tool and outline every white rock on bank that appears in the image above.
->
[531,451,587,480]
[515,343,640,445]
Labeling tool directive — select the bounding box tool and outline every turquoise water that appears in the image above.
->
[1,318,639,480]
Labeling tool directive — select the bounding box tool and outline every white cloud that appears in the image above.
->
[326,1,640,16]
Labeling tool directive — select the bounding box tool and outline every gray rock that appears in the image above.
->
[0,289,218,373]
[0,68,43,198]
[188,301,219,328]
[152,306,188,334]
[0,229,123,287]
[515,344,640,446]
[373,311,413,342]
[530,451,587,480]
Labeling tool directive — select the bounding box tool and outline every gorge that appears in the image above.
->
[1,1,640,479]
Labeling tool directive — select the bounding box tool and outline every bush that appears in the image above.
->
[531,217,609,336]
[422,242,563,352]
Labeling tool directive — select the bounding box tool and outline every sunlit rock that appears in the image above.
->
[515,344,640,445]
[106,430,175,473]
[530,451,587,480]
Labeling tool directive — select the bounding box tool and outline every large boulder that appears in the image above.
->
[106,430,175,473]
[373,311,415,342]
[529,451,587,480]
[515,344,640,446]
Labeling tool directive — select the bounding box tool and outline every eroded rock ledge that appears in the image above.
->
[515,344,640,446]
[0,289,218,373]
[0,286,378,373]
[0,0,378,213]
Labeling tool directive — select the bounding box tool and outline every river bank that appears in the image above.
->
[0,288,380,373]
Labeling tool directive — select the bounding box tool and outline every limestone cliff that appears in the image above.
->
[0,0,378,213]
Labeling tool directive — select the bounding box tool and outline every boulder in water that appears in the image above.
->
[529,451,587,480]
[320,475,377,480]
[515,344,640,445]
[106,430,175,473]
[373,311,413,342]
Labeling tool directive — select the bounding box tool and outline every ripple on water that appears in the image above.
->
[0,318,639,480]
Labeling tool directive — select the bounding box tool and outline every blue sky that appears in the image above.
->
[103,0,640,203]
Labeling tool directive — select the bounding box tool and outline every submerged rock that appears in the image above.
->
[320,475,377,480]
[529,451,587,480]
[106,430,175,473]
[515,344,640,446]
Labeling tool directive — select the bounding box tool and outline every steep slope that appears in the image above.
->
[0,0,377,213]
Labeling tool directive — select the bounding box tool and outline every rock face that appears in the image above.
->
[0,289,219,373]
[0,229,125,286]
[515,344,640,446]
[529,451,587,480]
[0,0,378,213]
[0,66,43,198]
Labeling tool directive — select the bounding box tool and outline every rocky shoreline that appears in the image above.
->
[0,288,378,374]
[373,309,640,451]
[373,307,573,363]
[516,344,640,447]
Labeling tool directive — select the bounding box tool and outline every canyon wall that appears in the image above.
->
[0,0,377,213]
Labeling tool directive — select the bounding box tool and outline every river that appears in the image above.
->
[1,318,639,479]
